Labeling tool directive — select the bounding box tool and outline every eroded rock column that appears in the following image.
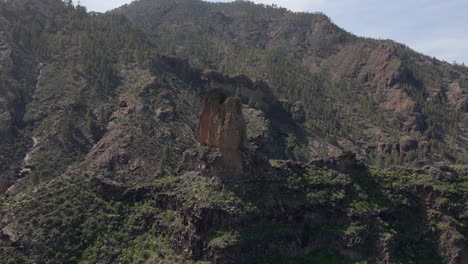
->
[198,89,247,151]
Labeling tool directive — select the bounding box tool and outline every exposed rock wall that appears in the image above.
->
[198,89,247,151]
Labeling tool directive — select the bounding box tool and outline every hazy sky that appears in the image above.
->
[79,0,468,64]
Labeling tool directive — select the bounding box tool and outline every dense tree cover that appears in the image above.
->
[0,170,202,263]
[2,0,154,94]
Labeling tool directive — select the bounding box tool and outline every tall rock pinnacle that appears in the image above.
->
[198,89,247,151]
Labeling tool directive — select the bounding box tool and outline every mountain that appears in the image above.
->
[0,0,466,263]
[115,0,468,166]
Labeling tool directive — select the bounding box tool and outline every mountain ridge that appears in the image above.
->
[116,0,468,165]
[0,0,466,263]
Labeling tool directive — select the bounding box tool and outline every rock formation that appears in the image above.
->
[191,88,276,182]
[399,135,418,154]
[198,89,247,151]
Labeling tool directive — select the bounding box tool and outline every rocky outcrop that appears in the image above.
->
[201,72,278,113]
[280,100,306,123]
[178,147,274,184]
[155,55,281,114]
[196,89,256,178]
[399,135,418,154]
[176,89,276,182]
[198,89,247,151]
[447,82,468,112]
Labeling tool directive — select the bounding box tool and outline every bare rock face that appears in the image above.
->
[198,89,247,151]
[447,82,468,112]
[194,89,269,180]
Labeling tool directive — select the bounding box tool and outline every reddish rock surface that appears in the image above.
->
[198,89,247,151]
[447,82,468,112]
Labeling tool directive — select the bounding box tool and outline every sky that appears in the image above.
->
[79,0,468,64]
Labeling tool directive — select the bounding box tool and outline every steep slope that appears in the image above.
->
[0,0,157,192]
[0,0,71,191]
[116,0,468,166]
[0,1,466,264]
[2,69,467,263]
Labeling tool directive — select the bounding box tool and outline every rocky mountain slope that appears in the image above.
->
[116,0,468,166]
[0,0,467,263]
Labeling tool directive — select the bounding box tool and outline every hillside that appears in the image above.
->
[116,0,468,166]
[0,0,466,263]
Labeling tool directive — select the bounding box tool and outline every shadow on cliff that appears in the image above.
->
[151,54,308,161]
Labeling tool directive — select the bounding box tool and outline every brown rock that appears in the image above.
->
[399,136,418,154]
[1,224,20,243]
[447,82,468,112]
[198,89,247,151]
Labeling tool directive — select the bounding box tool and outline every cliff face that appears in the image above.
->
[117,0,468,165]
[198,89,247,151]
[0,1,467,264]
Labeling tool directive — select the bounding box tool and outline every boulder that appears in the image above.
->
[1,224,20,243]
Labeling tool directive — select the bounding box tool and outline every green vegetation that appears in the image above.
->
[208,230,240,249]
[0,1,466,264]
[285,166,350,206]
[1,153,466,263]
[156,174,256,215]
[0,170,196,264]
[115,0,467,165]
[256,249,375,264]
[269,160,281,168]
